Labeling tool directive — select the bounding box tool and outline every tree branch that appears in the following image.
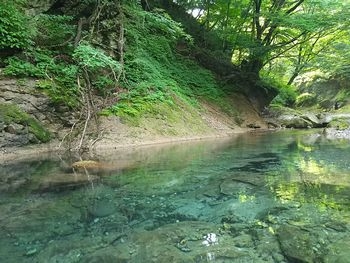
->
[286,0,304,15]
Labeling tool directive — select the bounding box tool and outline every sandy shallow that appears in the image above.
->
[3,126,350,165]
[0,128,255,164]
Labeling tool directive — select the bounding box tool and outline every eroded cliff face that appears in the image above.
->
[25,0,56,15]
[0,76,268,151]
[0,79,72,148]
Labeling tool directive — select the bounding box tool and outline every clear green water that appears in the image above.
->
[1,130,350,262]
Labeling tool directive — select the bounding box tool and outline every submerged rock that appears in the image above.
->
[219,180,253,196]
[229,153,280,173]
[324,236,350,263]
[81,221,271,262]
[80,251,120,263]
[71,159,135,174]
[232,233,254,248]
[71,160,102,170]
[277,225,316,263]
[37,173,99,192]
[87,198,118,218]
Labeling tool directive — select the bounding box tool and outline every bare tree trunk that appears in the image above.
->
[77,68,93,151]
[74,18,85,47]
[222,0,231,51]
[116,1,125,82]
[287,71,299,85]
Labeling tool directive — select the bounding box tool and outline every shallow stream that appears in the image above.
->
[1,130,350,262]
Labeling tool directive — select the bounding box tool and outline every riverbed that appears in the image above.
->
[1,130,349,262]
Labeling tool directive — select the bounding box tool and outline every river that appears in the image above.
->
[1,130,349,262]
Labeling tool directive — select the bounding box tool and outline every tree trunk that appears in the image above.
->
[241,57,264,78]
[287,72,299,85]
[222,0,231,52]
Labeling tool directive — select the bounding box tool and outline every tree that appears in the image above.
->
[174,0,350,81]
[286,31,338,85]
[314,29,350,80]
[268,0,350,84]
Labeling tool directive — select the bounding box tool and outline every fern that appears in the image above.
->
[73,42,121,72]
[0,0,33,49]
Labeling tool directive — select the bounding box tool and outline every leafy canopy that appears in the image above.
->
[175,0,350,82]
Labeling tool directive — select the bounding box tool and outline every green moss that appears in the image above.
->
[295,93,317,107]
[268,104,303,116]
[0,103,51,142]
[327,119,350,130]
[335,89,350,102]
[139,99,209,135]
[36,79,79,108]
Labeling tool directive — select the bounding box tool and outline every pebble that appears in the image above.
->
[25,248,37,256]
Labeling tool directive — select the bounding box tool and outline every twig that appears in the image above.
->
[77,68,92,151]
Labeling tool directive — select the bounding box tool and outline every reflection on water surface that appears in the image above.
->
[1,130,350,262]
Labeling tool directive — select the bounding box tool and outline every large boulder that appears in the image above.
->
[278,114,313,128]
[277,225,316,263]
[322,128,350,140]
[267,107,350,129]
[302,112,325,127]
[324,236,350,263]
[37,173,100,192]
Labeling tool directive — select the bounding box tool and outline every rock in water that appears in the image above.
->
[72,160,102,170]
[71,160,135,174]
[37,173,99,192]
[88,198,117,218]
[324,236,350,263]
[277,225,315,263]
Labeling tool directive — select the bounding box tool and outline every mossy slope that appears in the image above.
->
[0,103,50,143]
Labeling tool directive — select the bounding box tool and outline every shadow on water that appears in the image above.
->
[229,152,281,172]
[1,130,350,262]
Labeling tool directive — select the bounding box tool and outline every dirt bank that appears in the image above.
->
[0,122,258,165]
[0,94,267,164]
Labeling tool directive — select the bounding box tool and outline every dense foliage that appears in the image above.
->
[1,0,349,115]
[1,0,239,123]
[0,0,32,50]
[109,3,236,121]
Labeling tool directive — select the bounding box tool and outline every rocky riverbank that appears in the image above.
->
[0,77,268,162]
[263,105,350,141]
[2,75,350,164]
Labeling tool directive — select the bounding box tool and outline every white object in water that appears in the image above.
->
[202,233,218,246]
